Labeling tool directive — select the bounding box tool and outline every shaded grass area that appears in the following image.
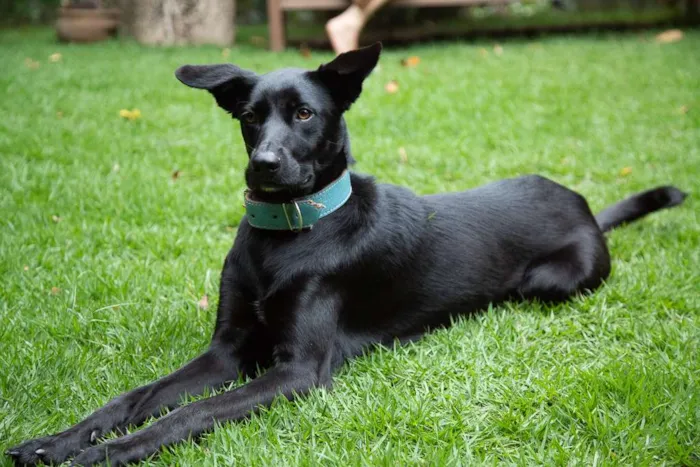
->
[1,28,698,465]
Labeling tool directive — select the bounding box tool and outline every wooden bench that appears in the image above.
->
[266,0,516,51]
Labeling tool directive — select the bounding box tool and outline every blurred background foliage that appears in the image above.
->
[1,0,692,27]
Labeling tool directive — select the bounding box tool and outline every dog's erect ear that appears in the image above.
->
[315,42,382,112]
[175,64,258,117]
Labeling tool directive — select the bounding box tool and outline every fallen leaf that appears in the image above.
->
[198,295,209,310]
[679,105,689,114]
[24,58,40,69]
[225,225,235,232]
[49,52,62,63]
[23,265,29,271]
[398,147,408,164]
[119,108,141,121]
[172,169,181,180]
[221,48,230,58]
[620,167,632,177]
[51,215,62,223]
[56,111,63,118]
[401,56,420,68]
[385,80,399,94]
[655,29,683,44]
[50,287,61,295]
[250,35,267,47]
[300,43,312,58]
[527,42,542,49]
[494,44,503,56]
[478,48,488,58]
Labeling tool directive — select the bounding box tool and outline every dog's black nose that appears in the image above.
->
[251,151,281,173]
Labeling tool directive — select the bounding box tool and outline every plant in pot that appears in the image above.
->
[56,0,121,43]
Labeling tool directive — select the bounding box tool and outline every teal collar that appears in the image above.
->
[244,170,352,231]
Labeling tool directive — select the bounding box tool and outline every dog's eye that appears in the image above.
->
[296,108,313,121]
[241,111,257,124]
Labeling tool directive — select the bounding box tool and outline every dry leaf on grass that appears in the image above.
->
[221,48,230,58]
[300,44,312,58]
[56,111,63,118]
[172,169,181,180]
[398,147,408,164]
[620,167,632,177]
[478,48,488,58]
[50,287,61,295]
[49,53,62,63]
[493,45,503,56]
[198,295,209,310]
[23,265,29,271]
[679,105,689,114]
[385,80,399,94]
[51,215,62,223]
[24,58,40,69]
[655,29,683,44]
[401,56,420,68]
[119,109,141,121]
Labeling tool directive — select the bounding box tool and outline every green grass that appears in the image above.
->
[1,28,699,466]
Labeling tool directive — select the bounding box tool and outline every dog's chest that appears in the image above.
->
[252,300,267,325]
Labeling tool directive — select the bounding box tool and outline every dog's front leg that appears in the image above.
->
[6,345,244,466]
[7,277,257,466]
[70,279,339,466]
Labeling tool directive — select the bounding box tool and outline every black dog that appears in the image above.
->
[7,43,686,466]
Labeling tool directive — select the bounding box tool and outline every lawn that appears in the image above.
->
[0,28,698,466]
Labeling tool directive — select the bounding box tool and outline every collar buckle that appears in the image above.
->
[282,201,304,232]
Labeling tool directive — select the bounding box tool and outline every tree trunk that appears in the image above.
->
[122,0,235,46]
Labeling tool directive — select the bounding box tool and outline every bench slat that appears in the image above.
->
[280,0,514,10]
[268,0,517,51]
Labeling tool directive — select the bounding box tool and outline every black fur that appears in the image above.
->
[6,43,687,466]
[594,185,687,232]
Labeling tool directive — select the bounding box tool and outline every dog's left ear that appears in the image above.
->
[314,42,382,112]
[175,64,258,117]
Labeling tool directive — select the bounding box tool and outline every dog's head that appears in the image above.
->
[176,43,381,200]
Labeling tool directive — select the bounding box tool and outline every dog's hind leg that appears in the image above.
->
[517,228,611,303]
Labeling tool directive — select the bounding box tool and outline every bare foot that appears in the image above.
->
[326,5,364,55]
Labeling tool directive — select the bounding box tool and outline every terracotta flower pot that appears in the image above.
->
[56,7,121,43]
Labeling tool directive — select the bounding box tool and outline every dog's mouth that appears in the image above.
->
[254,175,313,195]
[259,185,284,193]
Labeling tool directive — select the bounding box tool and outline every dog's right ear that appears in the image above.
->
[314,42,382,112]
[175,64,258,117]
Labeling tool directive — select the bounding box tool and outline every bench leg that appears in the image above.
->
[267,0,285,51]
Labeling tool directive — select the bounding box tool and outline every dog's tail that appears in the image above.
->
[594,186,687,233]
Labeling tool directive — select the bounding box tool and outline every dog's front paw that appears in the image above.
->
[6,433,80,466]
[70,440,138,467]
[70,444,108,466]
